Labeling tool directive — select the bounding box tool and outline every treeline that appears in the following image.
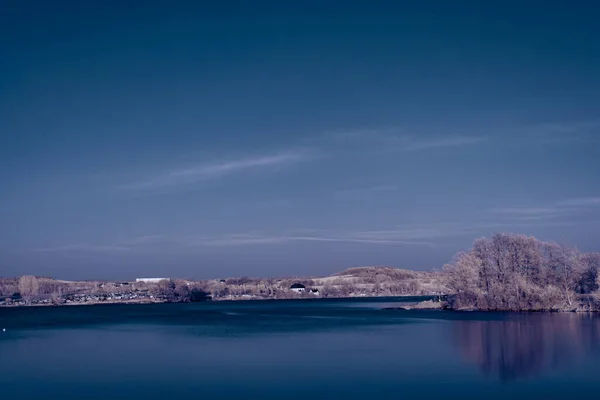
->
[1,267,449,306]
[0,276,66,303]
[444,233,600,311]
[199,268,446,300]
[0,276,212,305]
[201,277,319,300]
[150,279,210,302]
[332,267,444,296]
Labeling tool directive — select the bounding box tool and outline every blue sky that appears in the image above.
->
[1,1,599,279]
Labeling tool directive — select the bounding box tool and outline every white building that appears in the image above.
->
[136,278,168,283]
[290,283,306,293]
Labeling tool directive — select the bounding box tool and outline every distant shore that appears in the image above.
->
[0,293,445,309]
[3,232,599,312]
[0,299,165,308]
[3,294,599,313]
[0,267,448,308]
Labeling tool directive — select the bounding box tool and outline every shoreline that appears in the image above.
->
[3,296,600,314]
[0,294,437,309]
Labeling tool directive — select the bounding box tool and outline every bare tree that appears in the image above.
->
[0,278,18,297]
[18,275,40,300]
[578,253,600,294]
[544,243,579,307]
[444,233,599,311]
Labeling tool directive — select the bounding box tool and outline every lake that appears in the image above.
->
[2,297,600,399]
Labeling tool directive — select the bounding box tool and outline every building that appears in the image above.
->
[290,283,306,293]
[136,278,168,283]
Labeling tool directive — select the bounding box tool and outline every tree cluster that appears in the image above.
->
[150,279,211,302]
[444,233,600,311]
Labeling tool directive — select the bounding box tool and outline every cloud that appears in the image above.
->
[521,120,600,144]
[291,236,432,245]
[184,230,436,247]
[122,150,313,190]
[36,212,600,256]
[33,226,449,254]
[193,216,600,248]
[322,121,597,154]
[488,207,574,221]
[118,234,170,245]
[529,121,600,135]
[344,228,452,241]
[556,197,600,207]
[490,207,559,215]
[37,194,600,255]
[387,135,487,152]
[323,126,402,141]
[34,235,172,254]
[321,127,487,154]
[489,196,600,221]
[34,243,129,253]
[334,185,398,200]
[186,235,292,246]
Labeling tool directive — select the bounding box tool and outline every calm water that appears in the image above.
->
[2,297,600,399]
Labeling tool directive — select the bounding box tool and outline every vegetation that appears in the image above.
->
[443,233,600,311]
[0,268,446,306]
[150,279,211,302]
[2,232,598,312]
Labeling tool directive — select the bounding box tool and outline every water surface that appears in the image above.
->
[1,297,600,399]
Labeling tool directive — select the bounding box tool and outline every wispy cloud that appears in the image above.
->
[488,207,574,221]
[185,235,292,246]
[488,196,600,221]
[521,120,600,145]
[118,234,170,245]
[334,185,398,200]
[528,121,600,135]
[556,197,600,207]
[386,135,487,152]
[34,235,172,254]
[322,121,597,154]
[34,193,600,254]
[117,127,490,192]
[320,127,487,155]
[121,150,313,190]
[344,228,452,241]
[35,210,600,255]
[184,230,436,247]
[35,243,129,253]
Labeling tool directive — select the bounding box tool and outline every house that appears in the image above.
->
[310,288,320,295]
[136,278,168,283]
[290,283,306,293]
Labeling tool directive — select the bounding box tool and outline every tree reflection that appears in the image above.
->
[452,314,600,381]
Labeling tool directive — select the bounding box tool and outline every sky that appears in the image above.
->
[1,1,599,280]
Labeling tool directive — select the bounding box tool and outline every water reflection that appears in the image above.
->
[453,313,600,381]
